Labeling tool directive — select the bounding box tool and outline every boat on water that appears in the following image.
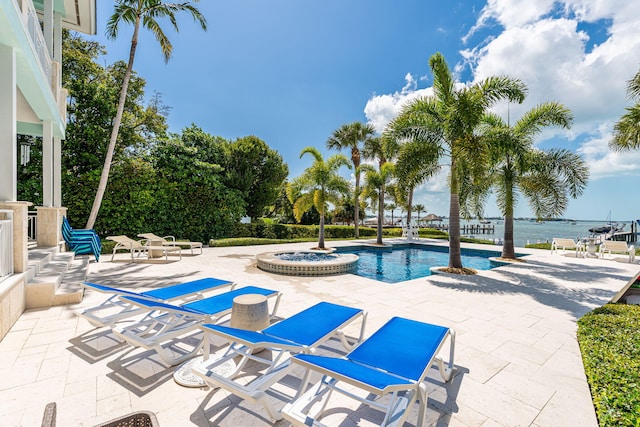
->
[588,211,622,235]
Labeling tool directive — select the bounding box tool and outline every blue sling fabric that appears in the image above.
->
[121,286,277,316]
[293,317,449,390]
[143,277,233,300]
[264,302,361,346]
[61,216,102,262]
[184,286,276,314]
[202,301,363,348]
[347,317,449,382]
[84,277,232,301]
[294,354,414,391]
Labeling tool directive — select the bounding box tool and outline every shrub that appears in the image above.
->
[577,303,640,426]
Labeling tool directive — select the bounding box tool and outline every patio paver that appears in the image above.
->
[0,238,637,426]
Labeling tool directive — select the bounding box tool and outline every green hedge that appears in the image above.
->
[577,303,640,426]
[227,222,387,240]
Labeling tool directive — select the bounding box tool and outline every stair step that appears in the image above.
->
[57,257,89,292]
[51,256,89,306]
[26,248,58,282]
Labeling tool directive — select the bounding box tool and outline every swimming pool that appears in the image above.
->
[335,244,508,283]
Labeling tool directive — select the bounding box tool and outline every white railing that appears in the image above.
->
[18,0,53,85]
[0,210,14,281]
[28,211,37,242]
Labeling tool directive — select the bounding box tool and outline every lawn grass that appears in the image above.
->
[577,303,640,426]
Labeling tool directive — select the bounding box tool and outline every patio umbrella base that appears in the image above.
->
[173,355,236,388]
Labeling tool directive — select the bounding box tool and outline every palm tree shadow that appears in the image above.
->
[429,257,632,319]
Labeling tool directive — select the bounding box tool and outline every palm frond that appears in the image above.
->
[610,104,640,151]
[429,52,455,105]
[513,102,573,138]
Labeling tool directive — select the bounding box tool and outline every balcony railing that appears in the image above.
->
[17,0,53,86]
[0,210,14,282]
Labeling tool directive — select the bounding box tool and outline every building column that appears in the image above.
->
[36,206,66,248]
[0,46,17,202]
[54,137,61,207]
[0,202,31,273]
[42,121,53,207]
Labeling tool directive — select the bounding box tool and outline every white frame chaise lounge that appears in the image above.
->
[107,235,182,262]
[191,301,367,421]
[599,240,635,262]
[77,277,235,328]
[282,317,455,427]
[112,286,282,366]
[551,237,584,257]
[137,233,203,255]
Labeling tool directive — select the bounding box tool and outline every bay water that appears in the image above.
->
[456,219,637,248]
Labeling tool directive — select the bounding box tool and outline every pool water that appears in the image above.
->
[336,244,505,283]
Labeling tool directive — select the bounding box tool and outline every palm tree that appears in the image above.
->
[385,52,526,269]
[479,102,588,259]
[362,163,395,245]
[326,122,376,238]
[287,147,351,249]
[610,69,640,151]
[413,204,425,223]
[85,0,207,229]
[385,203,397,225]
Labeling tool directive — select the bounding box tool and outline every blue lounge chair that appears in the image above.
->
[112,286,282,366]
[282,317,455,427]
[191,301,367,421]
[77,277,235,328]
[61,216,101,262]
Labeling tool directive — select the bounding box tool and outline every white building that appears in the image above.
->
[0,0,96,338]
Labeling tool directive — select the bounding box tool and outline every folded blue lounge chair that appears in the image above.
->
[77,277,235,328]
[61,216,101,262]
[112,286,282,366]
[282,317,455,427]
[191,301,367,421]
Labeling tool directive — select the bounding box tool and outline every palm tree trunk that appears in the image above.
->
[85,19,140,229]
[501,178,516,259]
[406,188,414,226]
[354,173,360,239]
[318,208,325,249]
[448,193,462,268]
[377,186,384,245]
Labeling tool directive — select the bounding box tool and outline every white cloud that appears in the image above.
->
[576,124,640,179]
[363,74,433,133]
[363,0,640,218]
[463,0,556,42]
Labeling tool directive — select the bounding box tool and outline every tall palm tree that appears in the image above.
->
[326,122,376,238]
[383,129,441,224]
[287,147,351,249]
[413,204,425,222]
[85,0,207,228]
[385,203,397,225]
[479,102,588,259]
[385,52,526,269]
[362,162,395,245]
[610,69,640,151]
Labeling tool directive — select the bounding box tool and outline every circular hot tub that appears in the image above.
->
[256,251,359,276]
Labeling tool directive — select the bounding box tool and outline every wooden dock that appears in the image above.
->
[426,224,495,235]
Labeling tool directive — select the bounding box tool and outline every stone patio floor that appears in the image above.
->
[1,238,638,426]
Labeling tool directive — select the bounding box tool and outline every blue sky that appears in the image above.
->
[88,0,640,221]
